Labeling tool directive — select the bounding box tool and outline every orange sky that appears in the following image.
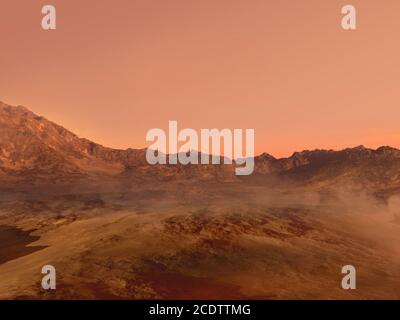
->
[1,0,400,157]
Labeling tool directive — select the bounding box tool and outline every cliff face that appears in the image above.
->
[0,102,147,184]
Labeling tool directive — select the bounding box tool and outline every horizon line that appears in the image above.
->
[1,100,398,160]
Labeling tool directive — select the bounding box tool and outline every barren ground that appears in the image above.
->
[0,183,399,299]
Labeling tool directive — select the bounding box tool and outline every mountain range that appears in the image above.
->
[1,101,400,193]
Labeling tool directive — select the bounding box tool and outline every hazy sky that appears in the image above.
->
[1,0,400,157]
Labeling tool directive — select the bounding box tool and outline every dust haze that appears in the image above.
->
[1,181,400,299]
[1,103,400,299]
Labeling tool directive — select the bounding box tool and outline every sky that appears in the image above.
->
[1,0,400,157]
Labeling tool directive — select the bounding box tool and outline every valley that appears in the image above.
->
[1,102,400,299]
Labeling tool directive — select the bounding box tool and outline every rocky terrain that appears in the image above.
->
[1,101,400,299]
